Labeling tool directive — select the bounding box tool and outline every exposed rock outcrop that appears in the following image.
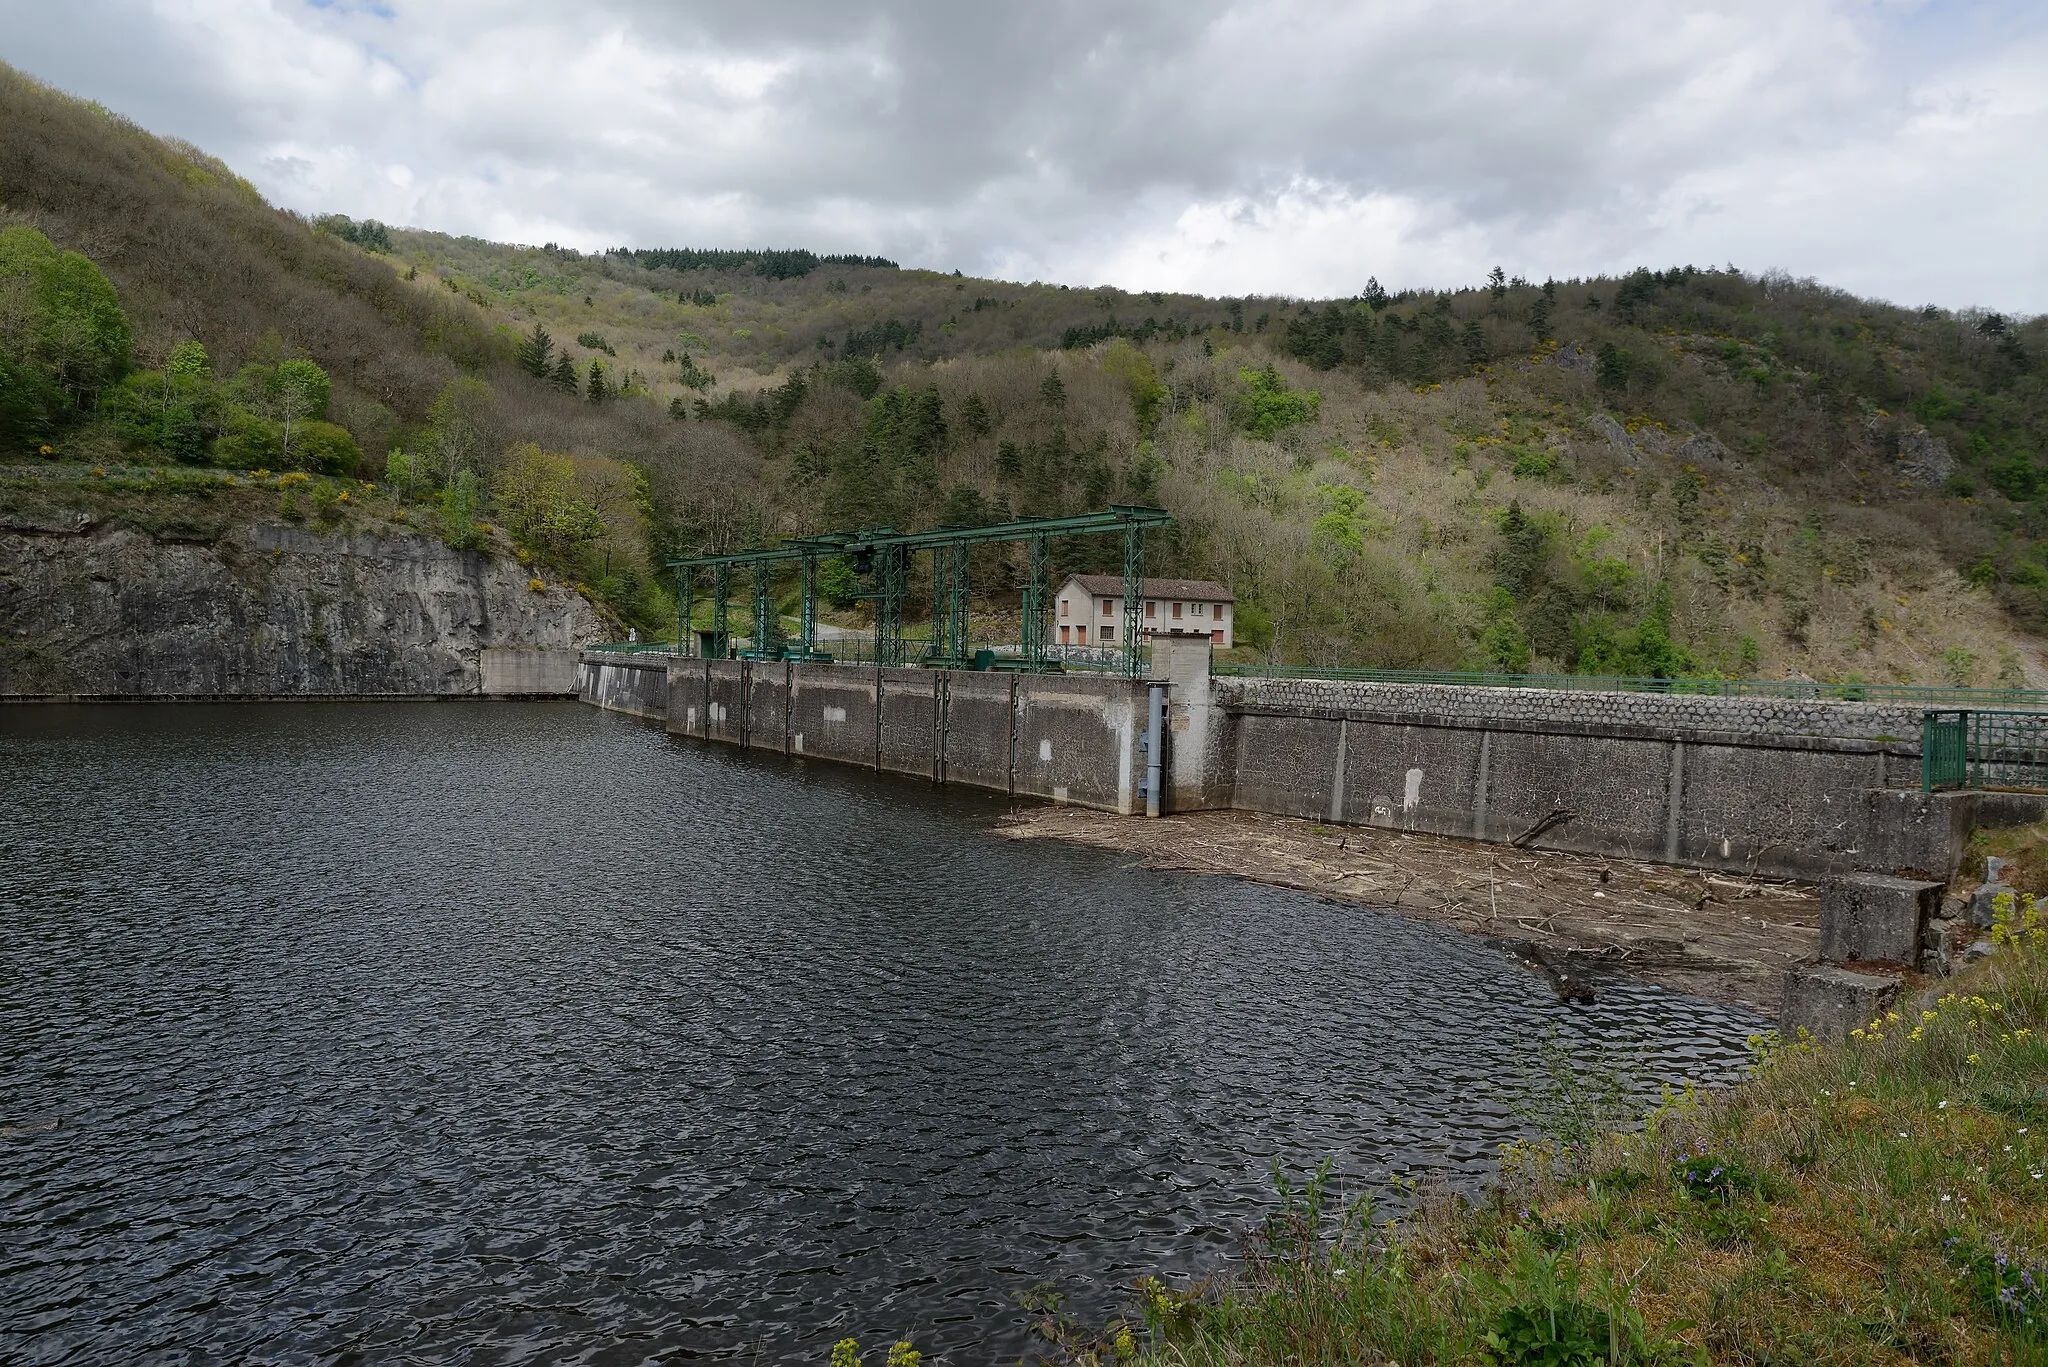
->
[0,514,603,696]
[1895,427,1956,487]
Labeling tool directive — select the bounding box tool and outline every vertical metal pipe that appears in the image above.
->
[1145,683,1165,817]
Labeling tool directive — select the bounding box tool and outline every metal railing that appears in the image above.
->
[583,636,1152,673]
[1923,710,2048,792]
[583,642,2048,715]
[1215,663,2048,709]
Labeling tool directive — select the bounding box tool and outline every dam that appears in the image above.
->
[581,636,2048,1038]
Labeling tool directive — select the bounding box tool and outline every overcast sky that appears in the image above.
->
[4,0,2044,309]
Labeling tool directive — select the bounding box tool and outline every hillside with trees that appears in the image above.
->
[3,59,2045,687]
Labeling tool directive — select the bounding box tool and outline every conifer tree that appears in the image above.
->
[551,353,578,394]
[516,323,555,378]
[1039,371,1066,409]
[1462,319,1488,365]
[586,360,611,404]
[960,391,992,438]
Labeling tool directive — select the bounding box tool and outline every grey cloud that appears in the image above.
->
[0,0,2043,306]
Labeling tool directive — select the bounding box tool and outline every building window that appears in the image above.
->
[1101,598,1113,617]
[1060,624,1070,644]
[1076,625,1088,644]
[1060,599,1069,618]
[1171,602,1183,620]
[1145,601,1157,618]
[1192,602,1205,618]
[1211,629,1223,644]
[1101,625,1114,642]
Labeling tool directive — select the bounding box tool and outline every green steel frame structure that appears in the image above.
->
[667,505,1173,677]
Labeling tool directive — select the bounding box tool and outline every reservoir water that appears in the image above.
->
[1,702,1764,1362]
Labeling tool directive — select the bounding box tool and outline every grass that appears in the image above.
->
[1035,903,2048,1366]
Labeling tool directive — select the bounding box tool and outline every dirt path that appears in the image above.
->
[996,807,1818,1016]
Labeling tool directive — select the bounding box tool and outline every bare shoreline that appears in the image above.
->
[995,807,1819,1016]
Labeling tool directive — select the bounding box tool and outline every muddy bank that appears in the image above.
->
[997,807,1819,1015]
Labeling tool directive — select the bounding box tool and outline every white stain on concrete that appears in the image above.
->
[1039,738,1053,762]
[824,706,847,723]
[1403,767,1423,812]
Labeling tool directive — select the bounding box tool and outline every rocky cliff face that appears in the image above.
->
[1,512,605,696]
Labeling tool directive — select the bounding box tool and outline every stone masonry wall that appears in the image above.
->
[1217,677,1924,744]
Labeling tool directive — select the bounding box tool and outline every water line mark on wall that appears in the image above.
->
[1328,720,1348,823]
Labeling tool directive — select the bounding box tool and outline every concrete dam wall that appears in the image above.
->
[582,655,1151,812]
[1198,673,1950,880]
[579,649,1973,880]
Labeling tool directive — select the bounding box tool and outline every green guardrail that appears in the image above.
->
[1923,709,2048,792]
[1215,663,2048,710]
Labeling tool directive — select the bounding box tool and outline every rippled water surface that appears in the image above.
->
[1,702,1765,1363]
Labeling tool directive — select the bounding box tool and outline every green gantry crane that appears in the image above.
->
[667,504,1173,677]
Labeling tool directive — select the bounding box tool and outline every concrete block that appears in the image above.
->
[1780,963,1903,1042]
[1819,873,1942,966]
[483,647,579,695]
[1857,789,1973,880]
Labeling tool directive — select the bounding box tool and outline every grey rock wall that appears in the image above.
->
[2,516,603,696]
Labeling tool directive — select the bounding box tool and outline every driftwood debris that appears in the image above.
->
[1510,807,1577,848]
[995,807,1819,1015]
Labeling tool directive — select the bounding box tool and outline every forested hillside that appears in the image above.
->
[4,60,2046,686]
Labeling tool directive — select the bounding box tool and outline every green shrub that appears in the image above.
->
[293,420,361,475]
[1232,365,1319,439]
[213,406,281,468]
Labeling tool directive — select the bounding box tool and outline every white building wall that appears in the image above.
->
[1051,579,1234,648]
